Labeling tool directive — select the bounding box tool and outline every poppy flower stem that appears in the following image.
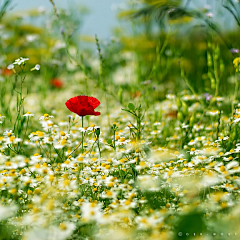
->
[81,116,84,154]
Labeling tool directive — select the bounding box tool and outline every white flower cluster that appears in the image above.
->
[7,57,29,70]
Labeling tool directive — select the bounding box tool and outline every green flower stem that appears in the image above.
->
[118,165,123,183]
[97,136,101,158]
[81,116,84,154]
[18,116,29,152]
[213,54,220,98]
[113,129,116,150]
[232,73,239,115]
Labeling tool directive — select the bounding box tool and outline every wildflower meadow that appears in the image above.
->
[1,0,240,239]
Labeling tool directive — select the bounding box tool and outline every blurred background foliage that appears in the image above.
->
[0,0,240,117]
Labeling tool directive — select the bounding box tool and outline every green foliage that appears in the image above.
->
[128,103,135,111]
[0,0,12,22]
[122,103,144,140]
[0,221,19,240]
[174,211,206,240]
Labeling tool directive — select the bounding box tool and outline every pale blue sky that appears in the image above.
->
[9,0,126,39]
[8,0,237,39]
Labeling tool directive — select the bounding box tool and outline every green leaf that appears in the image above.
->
[107,139,112,145]
[128,103,135,111]
[174,211,206,240]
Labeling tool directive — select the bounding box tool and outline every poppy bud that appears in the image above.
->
[207,71,213,79]
[207,52,212,68]
[159,108,162,120]
[214,45,219,60]
[220,59,224,73]
[181,101,188,116]
[177,112,184,123]
[118,87,123,104]
[154,109,158,122]
[67,115,72,122]
[189,114,195,127]
[176,97,182,109]
[211,78,216,90]
[95,127,100,137]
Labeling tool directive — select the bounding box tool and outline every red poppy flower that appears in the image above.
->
[1,68,12,76]
[65,96,100,116]
[131,91,141,99]
[50,78,63,88]
[165,110,178,119]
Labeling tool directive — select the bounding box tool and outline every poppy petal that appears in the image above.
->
[65,95,101,117]
[88,96,100,109]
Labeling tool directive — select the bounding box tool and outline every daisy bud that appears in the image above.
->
[30,64,40,71]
